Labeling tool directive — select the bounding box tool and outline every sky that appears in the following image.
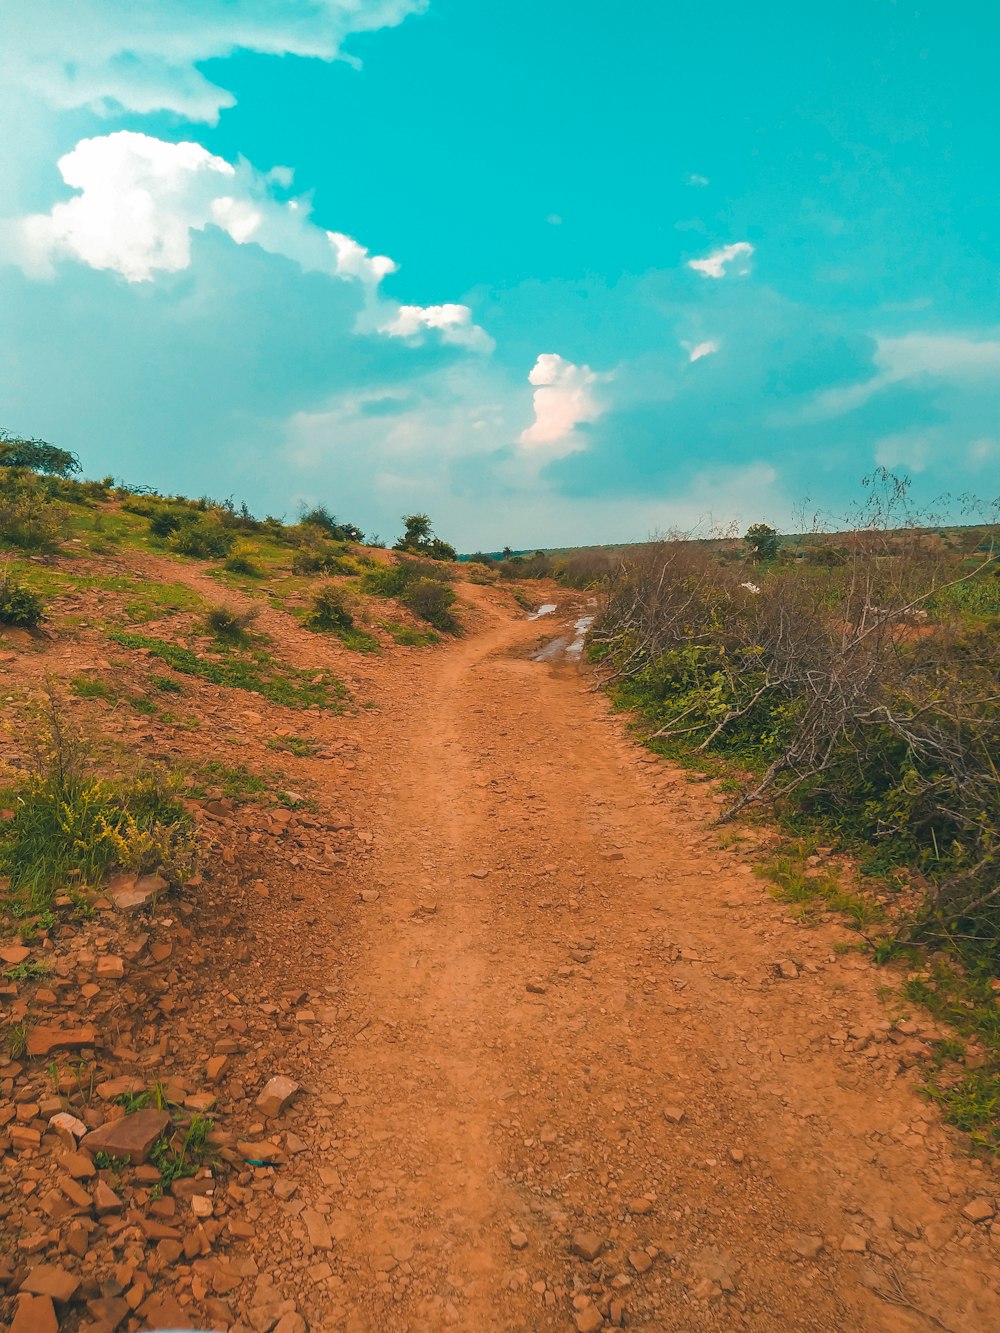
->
[1,1,998,549]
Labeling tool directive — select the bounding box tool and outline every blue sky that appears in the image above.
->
[1,1,997,547]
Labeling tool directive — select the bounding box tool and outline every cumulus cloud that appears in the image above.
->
[10,131,396,286]
[519,353,608,450]
[688,241,754,279]
[376,303,494,352]
[7,130,490,352]
[2,1,427,123]
[684,339,719,363]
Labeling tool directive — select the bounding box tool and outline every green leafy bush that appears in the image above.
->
[402,578,459,633]
[0,576,44,628]
[0,470,66,550]
[223,551,265,578]
[169,515,236,559]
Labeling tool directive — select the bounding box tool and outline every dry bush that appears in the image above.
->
[593,475,999,948]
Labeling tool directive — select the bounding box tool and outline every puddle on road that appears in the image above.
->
[567,615,595,659]
[527,603,557,621]
[531,612,595,664]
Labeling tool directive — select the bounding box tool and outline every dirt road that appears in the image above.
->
[225,581,999,1333]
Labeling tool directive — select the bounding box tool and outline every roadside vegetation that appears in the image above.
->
[584,472,999,1145]
[0,694,197,920]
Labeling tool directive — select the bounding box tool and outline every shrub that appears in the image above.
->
[361,557,452,599]
[302,585,379,650]
[591,475,1000,954]
[149,508,183,538]
[402,578,459,633]
[204,605,259,645]
[169,515,236,560]
[0,470,66,550]
[303,585,354,632]
[290,541,356,577]
[223,550,265,578]
[0,576,44,628]
[298,505,365,544]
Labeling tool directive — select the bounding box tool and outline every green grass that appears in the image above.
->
[150,1113,213,1192]
[266,735,319,758]
[757,842,887,931]
[381,620,440,647]
[108,630,346,711]
[897,959,1000,1151]
[187,761,278,802]
[0,769,194,914]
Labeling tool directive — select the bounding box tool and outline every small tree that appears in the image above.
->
[745,523,780,561]
[0,432,80,478]
[394,514,456,562]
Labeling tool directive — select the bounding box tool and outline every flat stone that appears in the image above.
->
[20,1265,79,1303]
[775,959,799,980]
[575,1307,605,1332]
[841,1231,868,1253]
[94,1180,123,1215]
[137,1291,193,1329]
[662,1106,685,1123]
[303,1208,333,1250]
[1,945,31,966]
[509,1231,529,1251]
[571,1230,605,1262]
[96,955,124,979]
[109,870,168,913]
[81,1108,169,1163]
[257,1076,302,1118]
[629,1249,652,1274]
[58,1151,96,1180]
[49,1112,87,1144]
[25,1025,98,1058]
[10,1294,58,1333]
[791,1234,824,1260]
[628,1197,653,1215]
[962,1197,996,1224]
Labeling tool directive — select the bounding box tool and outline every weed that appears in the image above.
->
[267,736,318,758]
[204,605,259,645]
[7,1022,27,1057]
[3,960,50,982]
[150,674,185,694]
[381,620,439,647]
[150,1113,213,1189]
[0,696,197,909]
[0,575,44,628]
[223,551,265,578]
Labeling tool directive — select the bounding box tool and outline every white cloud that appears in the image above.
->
[519,353,608,450]
[376,303,494,352]
[1,1,427,124]
[688,241,754,279]
[684,339,719,363]
[874,432,931,473]
[687,173,710,187]
[7,130,493,354]
[11,132,399,286]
